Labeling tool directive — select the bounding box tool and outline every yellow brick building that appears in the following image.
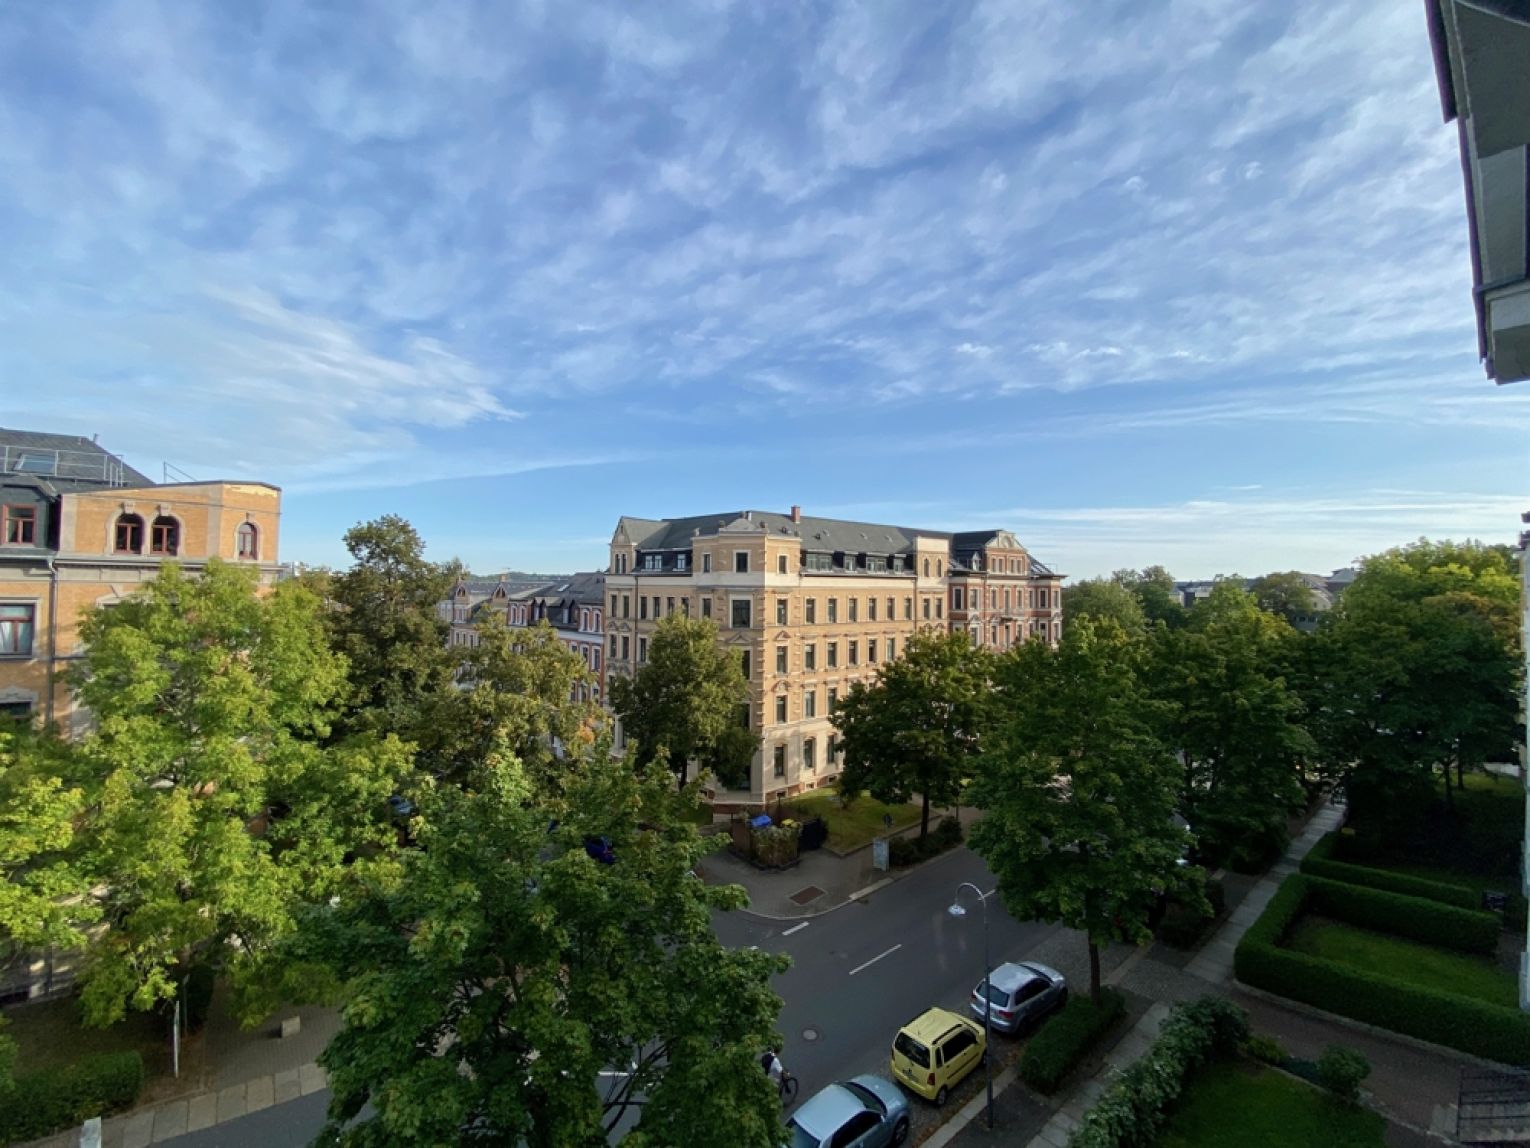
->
[0,429,281,730]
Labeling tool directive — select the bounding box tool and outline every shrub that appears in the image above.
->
[1236,875,1530,1063]
[1317,1045,1370,1103]
[1069,996,1249,1148]
[888,816,963,867]
[1158,904,1209,949]
[1305,875,1499,955]
[1021,989,1125,1094]
[751,822,800,868]
[1302,832,1478,908]
[0,1051,144,1143]
[1241,1033,1286,1065]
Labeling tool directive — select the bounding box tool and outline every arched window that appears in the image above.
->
[114,513,144,554]
[236,522,259,560]
[923,558,930,577]
[150,516,179,556]
[936,559,943,577]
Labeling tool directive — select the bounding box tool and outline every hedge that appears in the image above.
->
[888,815,963,867]
[1070,996,1249,1148]
[0,1051,144,1144]
[1301,832,1478,909]
[1020,988,1125,1094]
[1236,875,1530,1065]
[1304,874,1499,955]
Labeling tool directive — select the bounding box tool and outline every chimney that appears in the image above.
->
[790,505,801,523]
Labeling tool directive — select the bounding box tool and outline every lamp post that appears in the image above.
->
[949,881,993,1128]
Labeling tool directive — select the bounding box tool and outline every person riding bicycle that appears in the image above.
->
[760,1046,785,1089]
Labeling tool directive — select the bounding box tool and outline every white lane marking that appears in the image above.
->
[848,943,902,976]
[782,922,809,937]
[846,877,894,901]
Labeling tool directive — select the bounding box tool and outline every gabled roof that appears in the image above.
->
[620,510,944,555]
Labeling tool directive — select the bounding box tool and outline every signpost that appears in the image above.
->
[872,837,890,871]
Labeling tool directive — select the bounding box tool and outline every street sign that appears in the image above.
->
[872,837,890,871]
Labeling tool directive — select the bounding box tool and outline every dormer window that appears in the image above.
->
[2,505,36,546]
[237,522,260,560]
[150,516,180,557]
[114,513,145,554]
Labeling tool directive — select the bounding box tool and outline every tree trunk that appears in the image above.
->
[1088,938,1102,1006]
[919,791,930,843]
[1442,759,1455,812]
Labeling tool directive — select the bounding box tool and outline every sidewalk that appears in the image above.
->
[696,803,983,919]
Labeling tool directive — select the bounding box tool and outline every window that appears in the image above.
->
[677,553,688,571]
[773,745,786,778]
[804,690,816,719]
[703,553,712,573]
[622,595,631,618]
[827,734,838,761]
[777,598,788,625]
[731,599,751,628]
[953,587,964,610]
[1040,589,1050,608]
[804,643,816,670]
[114,513,144,553]
[2,505,36,546]
[776,645,787,674]
[827,598,838,623]
[666,596,675,616]
[702,598,712,619]
[935,599,943,619]
[827,641,838,668]
[642,553,662,571]
[904,597,913,620]
[640,597,649,620]
[827,686,837,710]
[887,637,896,660]
[741,649,751,679]
[652,596,661,618]
[923,598,931,620]
[775,696,788,723]
[638,637,648,663]
[923,558,930,577]
[848,597,858,622]
[848,640,859,666]
[621,636,630,659]
[1004,588,1012,611]
[868,639,878,663]
[681,598,690,616]
[805,598,817,624]
[592,649,601,671]
[937,560,943,577]
[618,553,628,574]
[734,551,749,574]
[867,597,877,621]
[829,1112,879,1148]
[0,701,32,721]
[777,554,788,574]
[803,737,816,771]
[806,552,832,572]
[610,634,617,656]
[0,604,35,656]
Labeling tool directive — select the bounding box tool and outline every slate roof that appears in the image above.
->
[618,511,945,556]
[0,427,154,490]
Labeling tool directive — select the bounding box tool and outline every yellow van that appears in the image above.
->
[889,1007,987,1106]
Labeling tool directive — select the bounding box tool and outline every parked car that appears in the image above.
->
[968,961,1068,1035]
[787,1075,909,1148]
[889,1007,986,1106]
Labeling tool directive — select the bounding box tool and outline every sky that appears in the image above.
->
[2,1,1527,581]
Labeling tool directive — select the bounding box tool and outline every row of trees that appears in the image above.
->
[0,517,789,1146]
[832,541,1522,1002]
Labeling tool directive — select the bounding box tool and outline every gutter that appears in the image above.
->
[45,553,57,729]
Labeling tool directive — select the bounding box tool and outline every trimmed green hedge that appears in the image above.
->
[0,1051,144,1144]
[1236,875,1530,1065]
[1070,996,1249,1148]
[888,815,963,867]
[1301,832,1478,909]
[1304,874,1499,955]
[1020,988,1125,1094]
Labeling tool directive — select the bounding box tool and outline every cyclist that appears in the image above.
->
[760,1046,784,1090]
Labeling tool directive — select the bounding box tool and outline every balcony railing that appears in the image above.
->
[0,445,132,486]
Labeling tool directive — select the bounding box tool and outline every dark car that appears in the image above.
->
[968,961,1067,1035]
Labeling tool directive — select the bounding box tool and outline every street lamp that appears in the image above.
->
[949,881,993,1129]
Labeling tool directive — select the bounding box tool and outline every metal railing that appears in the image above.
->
[0,444,131,486]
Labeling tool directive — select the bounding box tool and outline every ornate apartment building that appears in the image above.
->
[603,507,1063,805]
[0,428,281,730]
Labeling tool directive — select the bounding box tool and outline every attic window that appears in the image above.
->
[2,505,36,546]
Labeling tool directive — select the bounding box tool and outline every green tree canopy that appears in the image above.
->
[1247,571,1319,626]
[608,614,752,789]
[298,753,788,1148]
[63,561,403,1026]
[1150,583,1312,869]
[832,629,992,842]
[969,618,1194,1002]
[1060,578,1147,634]
[325,515,460,742]
[1111,565,1185,628]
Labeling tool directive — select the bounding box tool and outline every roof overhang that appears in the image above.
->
[1428,0,1530,383]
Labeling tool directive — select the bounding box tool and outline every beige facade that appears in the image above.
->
[604,508,1064,806]
[1,431,281,729]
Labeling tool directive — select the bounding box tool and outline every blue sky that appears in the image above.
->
[3,1,1526,580]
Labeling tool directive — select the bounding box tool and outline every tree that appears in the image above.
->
[1248,571,1319,627]
[324,516,460,742]
[63,561,402,1026]
[1150,584,1312,869]
[1310,540,1521,823]
[968,618,1195,1003]
[298,752,788,1148]
[833,630,992,843]
[413,620,596,794]
[1111,566,1185,628]
[1061,579,1147,634]
[609,615,752,789]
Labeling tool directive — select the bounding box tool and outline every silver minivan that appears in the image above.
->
[968,961,1068,1034]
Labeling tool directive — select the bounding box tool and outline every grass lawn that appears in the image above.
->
[783,789,922,854]
[1156,1060,1385,1148]
[3,995,171,1076]
[1285,916,1516,1006]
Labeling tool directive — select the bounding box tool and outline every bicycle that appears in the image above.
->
[778,1067,799,1103]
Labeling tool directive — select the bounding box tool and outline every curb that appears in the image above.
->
[735,840,970,922]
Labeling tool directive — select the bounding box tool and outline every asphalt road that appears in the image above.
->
[157,847,1059,1147]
